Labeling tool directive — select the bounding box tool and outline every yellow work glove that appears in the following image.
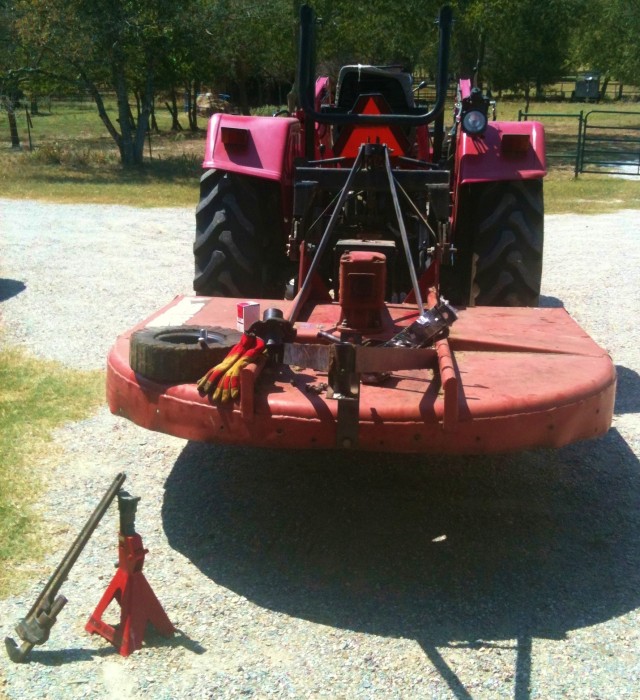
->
[197,333,266,403]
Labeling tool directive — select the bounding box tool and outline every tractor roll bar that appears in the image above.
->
[298,4,452,127]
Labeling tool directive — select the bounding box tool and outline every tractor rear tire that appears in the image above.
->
[129,325,241,384]
[194,170,284,298]
[470,179,544,307]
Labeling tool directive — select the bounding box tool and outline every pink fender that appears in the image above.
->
[203,113,303,184]
[456,120,547,185]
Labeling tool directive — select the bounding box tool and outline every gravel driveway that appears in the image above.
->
[0,198,639,699]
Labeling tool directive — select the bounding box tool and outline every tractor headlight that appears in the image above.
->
[461,109,487,135]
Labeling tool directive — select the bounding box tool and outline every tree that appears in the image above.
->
[0,0,28,147]
[197,0,296,115]
[452,0,578,104]
[16,0,193,166]
[310,0,442,73]
[570,0,640,88]
[198,0,444,114]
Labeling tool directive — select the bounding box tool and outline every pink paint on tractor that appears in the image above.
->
[203,113,303,184]
[456,121,546,184]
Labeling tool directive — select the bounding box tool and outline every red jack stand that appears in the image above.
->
[85,491,174,657]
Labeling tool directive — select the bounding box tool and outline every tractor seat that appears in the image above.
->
[335,65,415,114]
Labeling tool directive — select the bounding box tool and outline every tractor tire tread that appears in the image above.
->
[193,170,284,297]
[471,179,544,307]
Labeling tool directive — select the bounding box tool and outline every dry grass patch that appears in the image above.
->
[0,345,105,597]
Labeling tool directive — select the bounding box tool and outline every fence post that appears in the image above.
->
[575,110,584,178]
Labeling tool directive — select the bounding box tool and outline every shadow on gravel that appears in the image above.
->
[614,365,640,414]
[22,628,205,666]
[538,294,564,308]
[0,278,26,302]
[162,427,640,651]
[23,646,114,665]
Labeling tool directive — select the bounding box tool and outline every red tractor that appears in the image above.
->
[194,6,543,309]
[107,6,615,453]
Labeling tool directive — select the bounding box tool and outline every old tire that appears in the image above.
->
[194,170,285,297]
[471,180,544,307]
[129,325,241,384]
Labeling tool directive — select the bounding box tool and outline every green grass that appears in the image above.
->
[545,169,640,213]
[0,151,201,207]
[497,99,640,125]
[0,346,104,596]
[3,98,204,206]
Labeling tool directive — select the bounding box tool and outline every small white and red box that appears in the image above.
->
[236,301,260,333]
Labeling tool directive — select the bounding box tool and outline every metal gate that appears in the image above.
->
[579,110,640,175]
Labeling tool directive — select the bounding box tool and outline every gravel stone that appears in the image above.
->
[0,198,639,699]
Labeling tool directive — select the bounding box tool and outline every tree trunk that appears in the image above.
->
[72,58,145,167]
[7,106,21,148]
[165,89,182,131]
[188,80,199,131]
[80,72,123,155]
[150,96,159,133]
[114,66,135,165]
[127,103,136,129]
[132,67,154,165]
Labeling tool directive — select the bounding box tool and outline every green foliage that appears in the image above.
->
[9,0,640,96]
[310,0,442,71]
[453,0,579,93]
[570,0,640,83]
[195,0,297,113]
[0,1,31,107]
[14,0,195,165]
[31,142,119,167]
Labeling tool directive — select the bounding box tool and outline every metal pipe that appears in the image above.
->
[383,146,425,313]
